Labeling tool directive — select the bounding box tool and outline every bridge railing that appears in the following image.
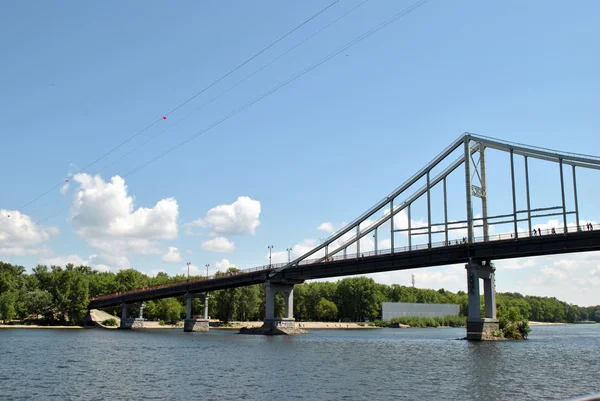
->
[89,222,597,301]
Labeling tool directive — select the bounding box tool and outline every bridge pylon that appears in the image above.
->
[183,293,209,332]
[120,302,145,329]
[262,281,296,332]
[465,260,498,340]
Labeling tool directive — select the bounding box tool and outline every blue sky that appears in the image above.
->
[1,1,599,305]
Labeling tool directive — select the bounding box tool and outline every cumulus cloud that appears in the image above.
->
[0,210,59,256]
[38,254,111,272]
[162,246,182,264]
[187,196,260,236]
[71,173,178,240]
[39,254,88,267]
[215,258,236,270]
[69,173,179,270]
[317,222,334,233]
[201,237,235,253]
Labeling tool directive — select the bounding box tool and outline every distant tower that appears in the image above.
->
[411,274,415,288]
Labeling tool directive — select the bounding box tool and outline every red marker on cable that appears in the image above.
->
[162,115,167,120]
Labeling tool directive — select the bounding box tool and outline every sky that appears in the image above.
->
[1,0,599,306]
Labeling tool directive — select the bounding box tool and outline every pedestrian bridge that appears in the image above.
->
[89,133,600,338]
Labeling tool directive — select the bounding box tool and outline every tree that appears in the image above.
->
[0,290,18,323]
[236,285,260,321]
[315,298,338,321]
[156,298,183,322]
[213,267,241,322]
[24,290,53,317]
[115,269,147,292]
[336,277,380,321]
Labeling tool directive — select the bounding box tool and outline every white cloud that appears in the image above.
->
[60,183,70,195]
[40,254,88,267]
[201,237,235,253]
[38,254,111,272]
[0,210,59,256]
[187,196,260,236]
[317,222,334,233]
[162,246,182,264]
[69,173,179,270]
[71,173,178,240]
[216,258,236,270]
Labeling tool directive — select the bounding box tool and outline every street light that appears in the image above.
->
[205,264,210,279]
[286,247,292,262]
[268,245,274,267]
[187,262,191,283]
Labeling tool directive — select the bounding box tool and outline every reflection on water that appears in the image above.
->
[0,325,599,400]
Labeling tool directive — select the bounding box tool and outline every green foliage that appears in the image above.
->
[1,260,600,327]
[155,298,183,323]
[315,298,338,321]
[503,322,517,339]
[368,320,390,327]
[517,320,531,339]
[23,290,53,317]
[0,290,18,323]
[102,318,117,327]
[390,315,467,328]
[336,277,381,321]
[159,320,165,326]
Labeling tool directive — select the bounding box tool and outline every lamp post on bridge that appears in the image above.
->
[268,245,274,268]
[187,262,191,283]
[286,247,292,263]
[205,264,210,279]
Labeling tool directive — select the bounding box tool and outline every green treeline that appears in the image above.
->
[1,261,599,325]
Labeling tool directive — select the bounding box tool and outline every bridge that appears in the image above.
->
[89,133,600,338]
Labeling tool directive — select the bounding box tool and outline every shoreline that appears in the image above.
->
[1,320,583,330]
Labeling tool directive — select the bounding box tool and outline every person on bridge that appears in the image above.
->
[538,228,541,236]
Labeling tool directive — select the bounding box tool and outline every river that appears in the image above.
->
[1,324,599,400]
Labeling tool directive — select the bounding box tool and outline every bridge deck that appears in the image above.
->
[89,228,600,309]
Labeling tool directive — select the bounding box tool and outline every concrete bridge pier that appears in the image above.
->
[466,260,499,340]
[184,293,209,332]
[263,281,295,330]
[120,303,145,329]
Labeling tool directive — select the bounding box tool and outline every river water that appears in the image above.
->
[1,324,599,400]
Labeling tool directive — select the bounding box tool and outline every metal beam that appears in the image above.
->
[480,145,489,241]
[464,138,474,243]
[443,177,448,244]
[572,166,579,228]
[467,133,600,169]
[510,149,518,238]
[390,198,394,254]
[559,159,568,231]
[408,203,412,250]
[427,171,432,248]
[524,156,532,235]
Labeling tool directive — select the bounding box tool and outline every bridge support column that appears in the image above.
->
[263,281,295,331]
[184,293,209,332]
[120,303,145,329]
[203,294,210,320]
[466,260,498,340]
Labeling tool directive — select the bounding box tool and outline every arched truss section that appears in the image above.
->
[272,133,600,275]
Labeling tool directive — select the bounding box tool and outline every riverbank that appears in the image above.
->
[529,321,568,326]
[0,324,83,329]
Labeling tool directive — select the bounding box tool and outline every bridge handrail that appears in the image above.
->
[89,222,597,301]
